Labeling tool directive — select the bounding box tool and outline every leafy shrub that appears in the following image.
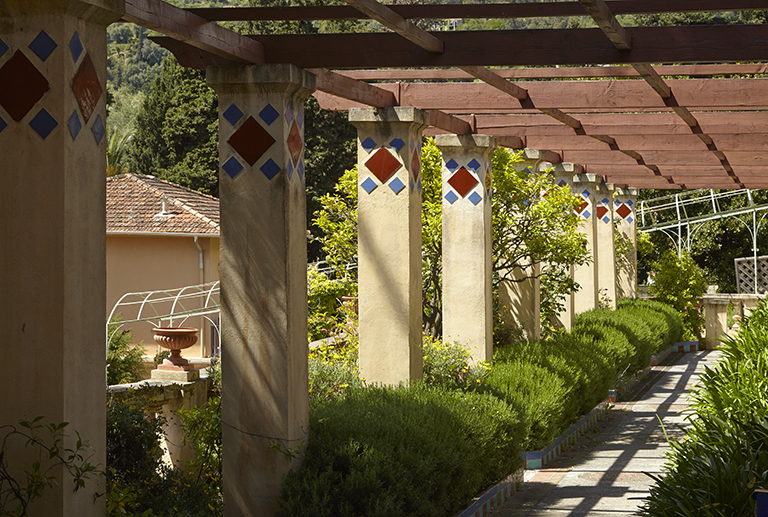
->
[277,384,525,517]
[106,398,165,482]
[575,308,653,373]
[617,298,683,352]
[649,250,706,340]
[107,318,147,385]
[307,266,356,342]
[309,356,363,400]
[421,337,476,390]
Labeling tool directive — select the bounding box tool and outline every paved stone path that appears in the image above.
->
[491,349,721,517]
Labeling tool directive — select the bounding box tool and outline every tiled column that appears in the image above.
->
[349,107,429,385]
[498,150,544,341]
[615,187,639,298]
[435,134,496,364]
[595,182,618,309]
[549,164,580,330]
[0,2,120,515]
[206,64,315,517]
[571,174,600,314]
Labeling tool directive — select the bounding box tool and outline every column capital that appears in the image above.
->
[572,173,601,185]
[2,0,124,23]
[434,133,496,150]
[615,187,639,197]
[349,106,429,128]
[548,162,584,176]
[207,63,315,98]
[597,182,615,192]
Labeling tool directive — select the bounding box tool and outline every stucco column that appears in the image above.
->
[615,187,639,298]
[435,134,495,364]
[571,174,600,314]
[206,64,315,517]
[548,164,580,330]
[498,150,546,341]
[595,182,618,309]
[0,2,120,515]
[349,107,429,385]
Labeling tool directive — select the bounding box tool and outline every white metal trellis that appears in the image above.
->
[106,281,221,360]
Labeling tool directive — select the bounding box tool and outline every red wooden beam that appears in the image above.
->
[342,0,444,53]
[309,68,395,108]
[578,0,632,50]
[123,0,263,64]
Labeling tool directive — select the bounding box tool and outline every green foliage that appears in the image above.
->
[421,337,487,391]
[575,308,654,373]
[308,299,362,399]
[0,418,96,517]
[650,250,707,340]
[277,384,525,517]
[617,298,684,353]
[106,398,165,482]
[107,319,147,385]
[307,266,357,342]
[639,299,768,516]
[127,56,219,197]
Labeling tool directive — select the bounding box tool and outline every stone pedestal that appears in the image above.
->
[0,2,121,515]
[596,182,618,309]
[615,187,639,298]
[207,64,315,517]
[435,134,495,364]
[349,107,429,385]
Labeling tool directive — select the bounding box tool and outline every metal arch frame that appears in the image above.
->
[106,281,221,360]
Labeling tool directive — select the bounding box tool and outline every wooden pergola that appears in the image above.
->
[119,0,768,190]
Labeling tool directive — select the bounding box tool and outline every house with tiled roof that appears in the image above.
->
[107,173,220,359]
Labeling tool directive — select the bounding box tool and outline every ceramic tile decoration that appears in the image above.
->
[286,160,294,179]
[616,203,632,219]
[72,54,103,122]
[411,149,421,181]
[28,30,57,61]
[0,50,50,121]
[296,107,303,128]
[448,166,479,197]
[67,110,81,140]
[0,38,8,58]
[259,103,279,125]
[361,137,377,153]
[259,158,281,180]
[361,176,377,194]
[0,115,6,134]
[298,159,304,179]
[228,116,275,166]
[223,156,244,179]
[365,147,401,183]
[68,32,83,62]
[91,113,105,144]
[445,158,459,172]
[469,191,483,205]
[444,191,459,204]
[29,108,57,140]
[287,120,302,165]
[467,158,481,172]
[388,177,405,194]
[389,137,405,152]
[223,103,243,126]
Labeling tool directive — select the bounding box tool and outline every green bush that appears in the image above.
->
[639,299,768,516]
[617,298,684,352]
[649,250,706,340]
[106,398,165,482]
[277,384,525,517]
[107,318,148,385]
[307,266,356,342]
[575,308,653,373]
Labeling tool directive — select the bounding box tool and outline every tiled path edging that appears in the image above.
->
[455,470,525,517]
[651,340,699,366]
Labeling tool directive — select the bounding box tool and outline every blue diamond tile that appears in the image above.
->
[297,108,304,128]
[223,103,243,126]
[286,160,294,179]
[445,159,459,172]
[601,197,610,205]
[361,177,377,194]
[29,30,57,62]
[223,156,243,178]
[558,180,568,187]
[445,191,458,204]
[361,137,377,153]
[29,108,57,140]
[626,216,634,223]
[69,32,83,61]
[581,189,590,198]
[582,209,591,219]
[0,38,8,58]
[260,158,281,179]
[410,138,415,151]
[602,216,610,224]
[410,177,415,192]
[298,159,305,179]
[390,138,405,152]
[67,110,81,140]
[418,178,422,193]
[467,158,481,172]
[285,105,293,125]
[389,177,406,194]
[469,191,483,205]
[259,104,279,126]
[626,199,634,206]
[0,115,6,134]
[91,114,105,144]
[615,199,622,206]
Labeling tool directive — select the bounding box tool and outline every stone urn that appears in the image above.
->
[152,327,199,371]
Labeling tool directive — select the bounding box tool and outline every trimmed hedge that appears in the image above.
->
[278,298,684,516]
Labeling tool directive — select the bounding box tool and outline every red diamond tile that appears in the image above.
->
[596,206,608,219]
[448,167,479,198]
[576,199,589,214]
[616,203,632,219]
[228,116,275,166]
[72,53,102,123]
[0,50,50,121]
[287,120,302,165]
[365,147,401,183]
[411,149,421,181]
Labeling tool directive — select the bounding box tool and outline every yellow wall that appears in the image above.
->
[107,234,220,359]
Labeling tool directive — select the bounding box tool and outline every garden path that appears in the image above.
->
[491,349,721,516]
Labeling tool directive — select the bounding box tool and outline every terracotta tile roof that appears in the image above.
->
[107,174,219,235]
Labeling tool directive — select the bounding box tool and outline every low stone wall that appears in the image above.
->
[702,293,766,346]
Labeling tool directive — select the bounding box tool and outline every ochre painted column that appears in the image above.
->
[0,2,120,515]
[549,163,581,330]
[596,182,618,309]
[435,134,496,364]
[615,187,639,298]
[207,64,315,517]
[571,174,600,314]
[349,107,428,385]
[498,150,545,341]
